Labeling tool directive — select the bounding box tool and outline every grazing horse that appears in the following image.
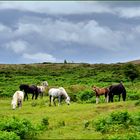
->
[108,82,126,102]
[19,84,39,101]
[41,81,48,87]
[11,91,24,109]
[48,87,70,106]
[37,81,49,98]
[92,85,109,104]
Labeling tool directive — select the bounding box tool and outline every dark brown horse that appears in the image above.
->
[19,84,39,101]
[108,82,126,102]
[92,85,109,104]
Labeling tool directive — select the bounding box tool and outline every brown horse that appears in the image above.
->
[92,85,109,104]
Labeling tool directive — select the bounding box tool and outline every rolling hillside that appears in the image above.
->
[0,63,140,139]
[129,59,140,64]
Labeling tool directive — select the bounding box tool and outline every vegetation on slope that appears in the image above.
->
[0,63,140,139]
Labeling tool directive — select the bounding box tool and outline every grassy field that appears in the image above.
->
[1,97,140,139]
[0,63,140,139]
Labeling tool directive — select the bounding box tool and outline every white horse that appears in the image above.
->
[37,81,49,98]
[48,87,70,106]
[11,91,24,109]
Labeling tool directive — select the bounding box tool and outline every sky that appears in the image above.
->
[0,1,140,64]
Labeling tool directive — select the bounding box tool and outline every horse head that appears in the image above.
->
[41,81,48,87]
[17,98,22,108]
[59,87,70,105]
[11,100,17,110]
[92,86,99,93]
[65,96,70,105]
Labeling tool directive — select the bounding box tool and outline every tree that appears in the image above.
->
[64,59,67,64]
[124,63,139,83]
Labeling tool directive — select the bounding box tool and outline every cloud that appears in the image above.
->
[0,24,10,32]
[1,1,140,64]
[16,18,123,51]
[0,23,12,40]
[23,52,56,62]
[0,2,140,19]
[0,1,113,15]
[5,40,28,53]
[116,7,140,18]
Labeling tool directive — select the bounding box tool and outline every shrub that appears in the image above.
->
[92,111,133,134]
[41,117,49,127]
[135,100,140,106]
[128,93,140,100]
[58,121,65,127]
[93,117,108,133]
[40,117,49,130]
[83,120,90,129]
[0,116,38,139]
[77,90,93,101]
[109,111,132,125]
[108,133,140,140]
[0,131,20,140]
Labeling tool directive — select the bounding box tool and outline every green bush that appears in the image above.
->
[92,111,133,134]
[0,116,38,139]
[77,90,94,101]
[107,133,140,140]
[109,111,132,125]
[128,93,140,100]
[135,100,140,106]
[83,120,90,129]
[41,117,49,127]
[0,131,20,140]
[37,117,49,131]
[58,121,65,127]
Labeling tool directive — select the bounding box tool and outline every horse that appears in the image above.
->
[11,91,24,110]
[108,82,126,102]
[37,81,49,98]
[92,85,109,104]
[41,81,48,87]
[48,87,70,106]
[19,84,39,101]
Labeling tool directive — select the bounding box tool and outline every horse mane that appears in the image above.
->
[59,87,69,98]
[11,91,20,106]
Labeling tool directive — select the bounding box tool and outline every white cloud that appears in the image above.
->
[116,7,140,18]
[0,24,10,32]
[15,22,41,36]
[5,40,28,53]
[23,52,56,62]
[16,18,123,51]
[1,2,140,19]
[0,23,12,39]
[0,1,113,15]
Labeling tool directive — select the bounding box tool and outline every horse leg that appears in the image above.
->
[53,97,56,106]
[35,92,38,100]
[49,96,52,106]
[118,94,121,101]
[96,96,99,104]
[32,93,34,100]
[105,93,109,103]
[111,95,114,102]
[25,92,28,101]
[122,92,126,101]
[24,93,26,101]
[106,94,109,103]
[58,96,61,106]
[35,90,39,100]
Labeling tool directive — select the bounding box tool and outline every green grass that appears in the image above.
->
[1,97,140,139]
